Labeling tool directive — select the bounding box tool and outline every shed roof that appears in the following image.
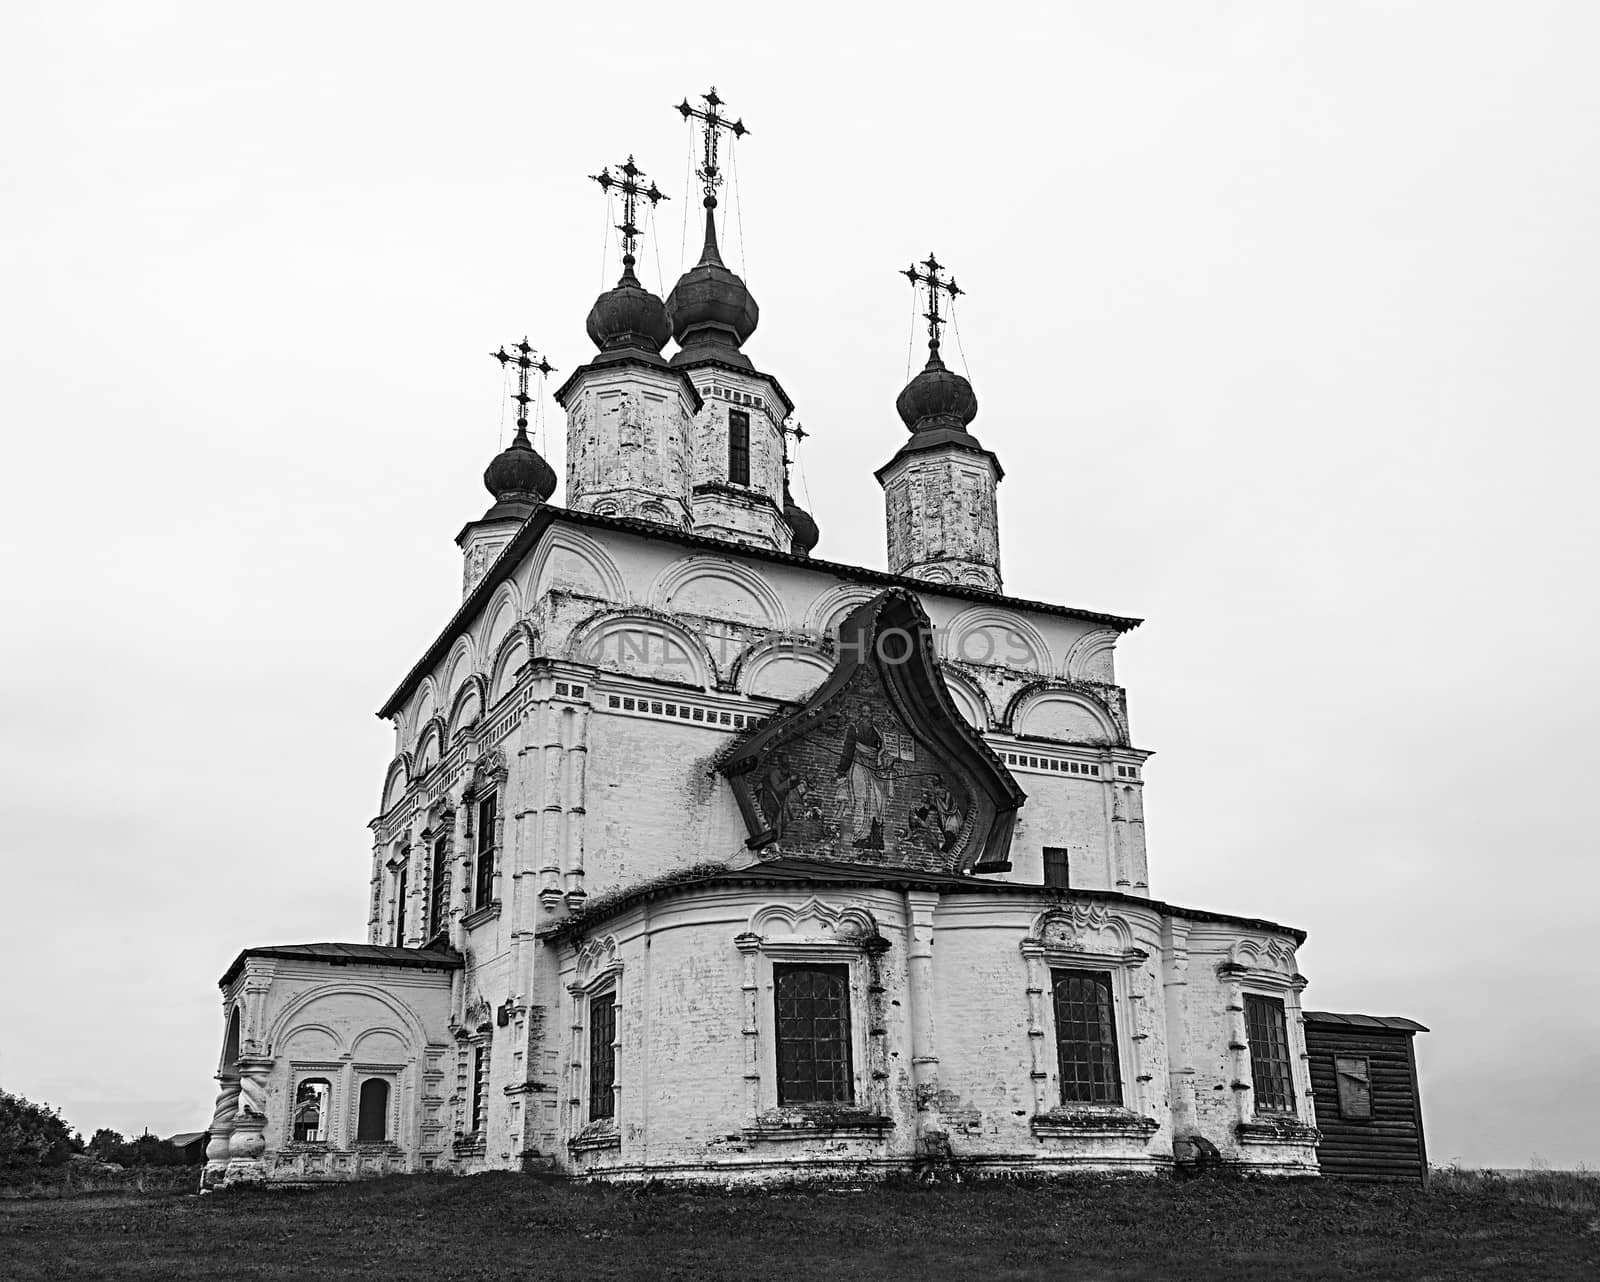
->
[219,941,463,988]
[1303,1010,1429,1033]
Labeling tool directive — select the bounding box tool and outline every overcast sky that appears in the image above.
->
[2,2,1596,1169]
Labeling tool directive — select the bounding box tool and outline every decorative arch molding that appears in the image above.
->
[265,983,428,1055]
[411,678,440,749]
[566,608,716,689]
[1063,629,1118,683]
[748,898,883,945]
[575,934,620,986]
[527,527,628,606]
[941,606,1052,675]
[349,1024,414,1060]
[1221,937,1302,986]
[937,664,994,731]
[277,1021,345,1057]
[1026,904,1141,960]
[380,754,413,814]
[801,583,881,637]
[446,674,487,743]
[1005,680,1123,745]
[441,637,479,703]
[488,620,539,704]
[479,582,525,662]
[734,639,833,702]
[649,555,788,630]
[413,717,448,773]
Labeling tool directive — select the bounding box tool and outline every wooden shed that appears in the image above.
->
[1303,1011,1429,1183]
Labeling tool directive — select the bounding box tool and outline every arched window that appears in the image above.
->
[221,1007,241,1074]
[293,1078,331,1143]
[356,1079,390,1143]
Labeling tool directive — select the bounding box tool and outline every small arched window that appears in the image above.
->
[293,1078,331,1143]
[356,1078,390,1143]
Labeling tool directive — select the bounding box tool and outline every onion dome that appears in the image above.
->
[665,206,759,365]
[586,256,671,354]
[783,484,819,557]
[483,424,557,508]
[896,344,978,433]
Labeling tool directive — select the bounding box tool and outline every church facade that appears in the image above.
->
[200,96,1325,1187]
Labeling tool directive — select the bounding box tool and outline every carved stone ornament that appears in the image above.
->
[470,748,505,793]
[721,589,1024,873]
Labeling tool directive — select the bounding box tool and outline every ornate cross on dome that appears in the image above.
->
[675,86,749,209]
[491,339,555,433]
[902,253,965,356]
[591,155,668,270]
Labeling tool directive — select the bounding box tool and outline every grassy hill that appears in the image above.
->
[2,1168,1595,1280]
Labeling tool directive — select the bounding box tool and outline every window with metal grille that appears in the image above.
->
[1043,847,1070,889]
[393,866,408,946]
[588,992,617,1122]
[429,834,451,937]
[473,792,497,910]
[728,409,750,486]
[1245,994,1296,1115]
[1051,969,1122,1104]
[356,1079,389,1142]
[774,964,853,1105]
[471,1043,490,1134]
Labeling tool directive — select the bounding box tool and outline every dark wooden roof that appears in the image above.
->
[377,506,1144,718]
[1304,1011,1429,1033]
[540,856,1305,945]
[219,941,463,988]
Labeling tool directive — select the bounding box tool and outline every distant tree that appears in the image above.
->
[0,1091,82,1175]
[88,1127,126,1162]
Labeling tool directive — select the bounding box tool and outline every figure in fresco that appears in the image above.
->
[903,773,964,853]
[757,757,814,842]
[834,700,895,851]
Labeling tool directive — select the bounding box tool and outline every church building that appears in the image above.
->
[201,90,1353,1187]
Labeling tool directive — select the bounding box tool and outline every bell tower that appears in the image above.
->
[556,156,699,527]
[877,254,1003,590]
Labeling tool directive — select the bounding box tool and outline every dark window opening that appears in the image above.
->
[393,866,408,946]
[1043,847,1070,889]
[429,834,451,936]
[589,992,617,1122]
[1334,1055,1372,1120]
[471,1043,490,1134]
[292,1078,330,1143]
[1245,994,1296,1115]
[474,792,497,910]
[356,1079,390,1142]
[1051,969,1122,1104]
[728,409,750,486]
[774,963,853,1105]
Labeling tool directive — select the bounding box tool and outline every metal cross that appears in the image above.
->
[902,253,965,354]
[674,86,749,207]
[780,416,810,467]
[491,338,556,432]
[591,155,668,268]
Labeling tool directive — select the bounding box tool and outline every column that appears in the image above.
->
[1019,940,1050,1117]
[902,891,941,1150]
[734,933,762,1122]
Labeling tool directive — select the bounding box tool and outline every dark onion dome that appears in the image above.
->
[896,343,978,432]
[586,256,671,354]
[665,206,759,367]
[483,424,557,507]
[783,484,819,557]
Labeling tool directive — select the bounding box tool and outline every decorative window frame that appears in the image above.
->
[286,1065,342,1148]
[420,802,456,943]
[566,935,622,1153]
[351,1066,404,1148]
[452,1002,494,1158]
[1020,906,1159,1142]
[1216,938,1321,1147]
[463,749,508,922]
[734,899,894,1142]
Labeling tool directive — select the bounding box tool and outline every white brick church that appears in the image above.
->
[201,93,1326,1187]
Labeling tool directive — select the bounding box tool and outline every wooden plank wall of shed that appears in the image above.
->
[1305,1025,1427,1183]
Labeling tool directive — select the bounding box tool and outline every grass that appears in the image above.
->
[1,1169,1595,1281]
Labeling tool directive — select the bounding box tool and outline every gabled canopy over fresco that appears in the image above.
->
[721,589,1025,873]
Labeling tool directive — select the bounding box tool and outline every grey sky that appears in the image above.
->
[2,2,1595,1168]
